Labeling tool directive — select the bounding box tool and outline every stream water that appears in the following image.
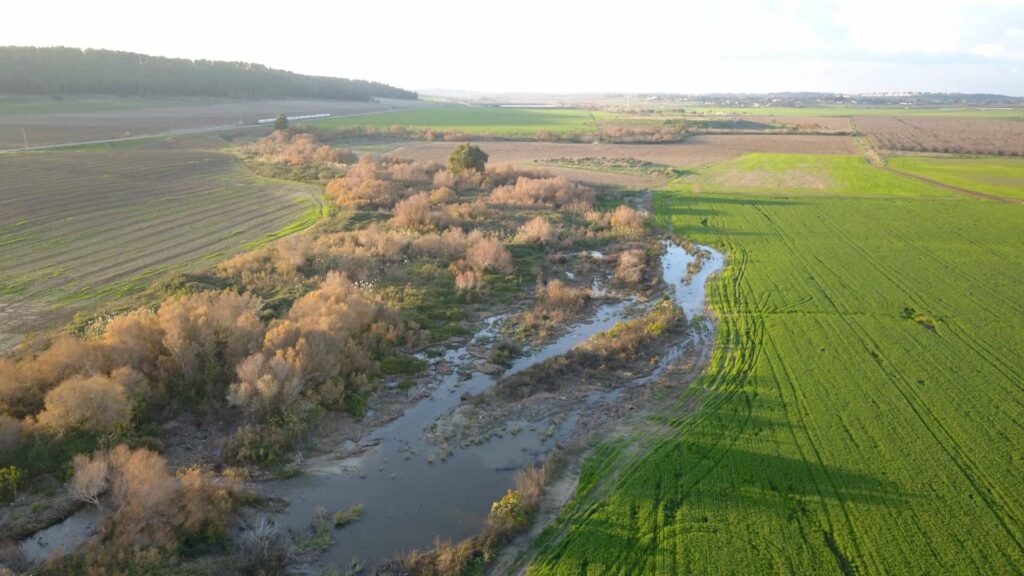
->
[17,242,725,570]
[267,241,724,570]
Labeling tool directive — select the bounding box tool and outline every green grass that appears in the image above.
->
[887,155,1024,201]
[310,105,606,135]
[677,153,955,197]
[529,156,1024,574]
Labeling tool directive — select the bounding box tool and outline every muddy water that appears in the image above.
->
[266,241,724,570]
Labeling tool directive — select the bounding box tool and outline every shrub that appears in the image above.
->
[157,290,264,401]
[540,280,589,316]
[33,373,132,437]
[487,489,528,534]
[488,176,594,213]
[227,353,301,420]
[69,452,109,507]
[614,248,647,284]
[391,191,447,230]
[514,216,556,244]
[609,205,646,231]
[448,143,488,175]
[466,237,513,274]
[238,517,291,576]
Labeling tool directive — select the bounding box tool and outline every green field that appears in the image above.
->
[681,153,952,197]
[529,155,1024,574]
[888,155,1024,201]
[311,105,608,135]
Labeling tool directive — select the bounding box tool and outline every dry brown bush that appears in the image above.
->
[69,452,109,507]
[466,237,513,274]
[609,205,646,230]
[227,352,301,419]
[157,291,264,398]
[391,191,449,230]
[255,272,405,410]
[245,130,355,166]
[101,310,165,379]
[33,373,132,437]
[326,158,445,208]
[487,176,595,213]
[429,186,457,205]
[71,446,240,568]
[514,216,556,244]
[217,236,311,293]
[540,280,590,316]
[614,248,648,284]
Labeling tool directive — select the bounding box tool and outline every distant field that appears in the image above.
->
[677,153,954,197]
[0,97,428,150]
[678,104,1024,118]
[531,153,1024,575]
[856,116,1024,156]
[312,105,607,135]
[389,135,857,186]
[0,147,320,346]
[887,156,1024,201]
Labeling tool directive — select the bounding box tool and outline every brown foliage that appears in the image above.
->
[466,237,513,274]
[33,373,132,436]
[487,176,595,213]
[391,191,448,230]
[325,158,443,208]
[514,216,556,244]
[245,130,355,166]
[72,446,239,569]
[157,291,264,398]
[614,248,648,284]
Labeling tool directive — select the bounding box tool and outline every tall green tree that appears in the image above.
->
[448,143,488,175]
[274,114,289,131]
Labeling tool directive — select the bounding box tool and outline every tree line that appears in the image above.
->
[0,46,417,100]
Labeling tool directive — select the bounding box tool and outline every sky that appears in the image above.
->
[7,0,1024,95]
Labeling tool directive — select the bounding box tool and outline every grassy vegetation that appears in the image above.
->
[887,155,1024,200]
[530,155,1024,574]
[677,153,955,197]
[311,106,608,135]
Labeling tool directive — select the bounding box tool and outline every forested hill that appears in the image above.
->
[0,47,417,101]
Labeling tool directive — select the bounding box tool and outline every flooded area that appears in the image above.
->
[264,240,725,570]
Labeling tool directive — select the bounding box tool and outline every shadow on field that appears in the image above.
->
[534,383,905,573]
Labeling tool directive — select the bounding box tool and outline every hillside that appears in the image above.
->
[0,46,417,101]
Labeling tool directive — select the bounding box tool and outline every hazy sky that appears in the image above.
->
[8,0,1024,95]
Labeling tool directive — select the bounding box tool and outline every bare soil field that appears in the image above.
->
[856,115,1024,156]
[0,148,319,346]
[0,98,428,150]
[388,134,857,186]
[742,114,853,131]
